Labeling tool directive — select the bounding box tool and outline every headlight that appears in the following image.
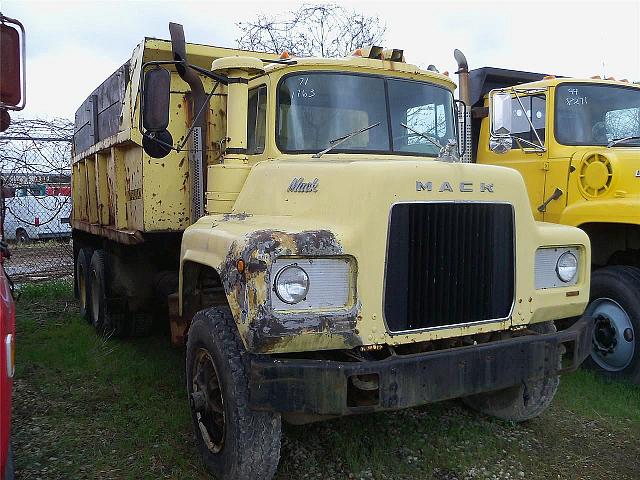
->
[271,257,353,311]
[556,251,577,283]
[535,247,580,289]
[274,265,309,304]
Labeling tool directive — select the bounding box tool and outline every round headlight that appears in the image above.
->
[274,265,309,304]
[556,251,578,283]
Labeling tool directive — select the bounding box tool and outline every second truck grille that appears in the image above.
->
[384,202,515,332]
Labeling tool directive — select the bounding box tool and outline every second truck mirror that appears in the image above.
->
[142,67,171,132]
[490,92,512,137]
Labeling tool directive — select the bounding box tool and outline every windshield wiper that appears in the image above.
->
[312,122,381,158]
[607,135,640,148]
[399,123,443,150]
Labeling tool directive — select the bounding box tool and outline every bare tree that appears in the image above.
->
[237,4,386,58]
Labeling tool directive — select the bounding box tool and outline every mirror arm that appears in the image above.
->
[511,89,545,149]
[189,64,229,85]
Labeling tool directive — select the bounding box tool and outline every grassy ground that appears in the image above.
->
[11,280,640,480]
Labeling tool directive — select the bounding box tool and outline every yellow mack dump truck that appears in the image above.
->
[72,24,594,479]
[455,51,640,383]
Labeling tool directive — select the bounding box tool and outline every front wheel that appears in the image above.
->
[584,266,640,383]
[463,321,560,422]
[186,306,282,480]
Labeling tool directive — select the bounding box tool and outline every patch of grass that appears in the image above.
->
[557,369,640,426]
[11,281,640,480]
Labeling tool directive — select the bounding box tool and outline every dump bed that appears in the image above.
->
[71,38,276,243]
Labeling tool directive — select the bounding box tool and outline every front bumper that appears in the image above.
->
[249,315,594,415]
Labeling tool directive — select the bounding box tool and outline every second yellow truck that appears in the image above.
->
[456,51,640,383]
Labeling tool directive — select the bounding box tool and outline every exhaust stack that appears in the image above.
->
[169,22,208,221]
[454,49,472,162]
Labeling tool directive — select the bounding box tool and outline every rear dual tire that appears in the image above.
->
[75,247,152,337]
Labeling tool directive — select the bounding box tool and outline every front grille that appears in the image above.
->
[384,202,514,332]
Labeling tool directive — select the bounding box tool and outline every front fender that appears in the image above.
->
[180,214,360,353]
[560,198,640,227]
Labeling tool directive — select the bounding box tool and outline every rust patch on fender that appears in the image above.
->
[220,229,360,353]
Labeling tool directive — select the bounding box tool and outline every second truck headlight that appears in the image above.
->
[556,251,578,283]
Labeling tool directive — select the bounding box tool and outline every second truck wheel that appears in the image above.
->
[585,266,640,383]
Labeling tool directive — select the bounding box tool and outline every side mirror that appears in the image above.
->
[0,22,21,107]
[141,66,173,158]
[490,92,512,136]
[1,15,26,133]
[489,91,512,154]
[142,67,171,132]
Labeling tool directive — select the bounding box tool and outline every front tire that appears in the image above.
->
[463,321,560,422]
[186,306,281,480]
[584,266,640,383]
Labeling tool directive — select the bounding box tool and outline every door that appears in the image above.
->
[479,93,549,220]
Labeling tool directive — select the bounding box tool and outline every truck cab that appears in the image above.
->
[72,24,594,480]
[467,64,640,382]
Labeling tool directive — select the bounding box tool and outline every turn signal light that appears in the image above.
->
[543,75,556,80]
[351,48,363,57]
[279,51,290,60]
[590,75,602,79]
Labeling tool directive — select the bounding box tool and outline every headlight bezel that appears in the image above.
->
[535,246,581,289]
[270,256,354,312]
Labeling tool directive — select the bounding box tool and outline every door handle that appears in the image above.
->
[537,188,563,213]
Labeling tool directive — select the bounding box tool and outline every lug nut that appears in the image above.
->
[623,328,634,342]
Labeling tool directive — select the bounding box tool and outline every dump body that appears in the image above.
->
[71,39,278,241]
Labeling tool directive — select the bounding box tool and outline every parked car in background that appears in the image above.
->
[4,195,72,243]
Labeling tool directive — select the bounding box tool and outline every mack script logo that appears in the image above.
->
[288,177,319,193]
[416,181,495,193]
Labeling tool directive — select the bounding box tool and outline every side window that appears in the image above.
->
[510,95,546,148]
[247,86,267,154]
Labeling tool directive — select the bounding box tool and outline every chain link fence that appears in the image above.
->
[0,118,74,282]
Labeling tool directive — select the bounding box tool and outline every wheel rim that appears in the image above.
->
[589,298,635,372]
[90,269,100,327]
[78,262,87,313]
[191,348,225,453]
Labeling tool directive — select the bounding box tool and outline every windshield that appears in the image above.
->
[277,73,456,156]
[555,83,640,146]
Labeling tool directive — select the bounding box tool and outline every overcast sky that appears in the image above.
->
[4,0,640,120]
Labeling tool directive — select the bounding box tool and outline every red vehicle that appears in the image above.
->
[1,12,25,479]
[0,249,14,480]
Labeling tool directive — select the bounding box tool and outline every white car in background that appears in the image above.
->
[3,195,71,243]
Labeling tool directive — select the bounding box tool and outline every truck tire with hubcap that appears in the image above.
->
[76,247,93,322]
[186,306,281,480]
[462,321,560,422]
[584,265,640,383]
